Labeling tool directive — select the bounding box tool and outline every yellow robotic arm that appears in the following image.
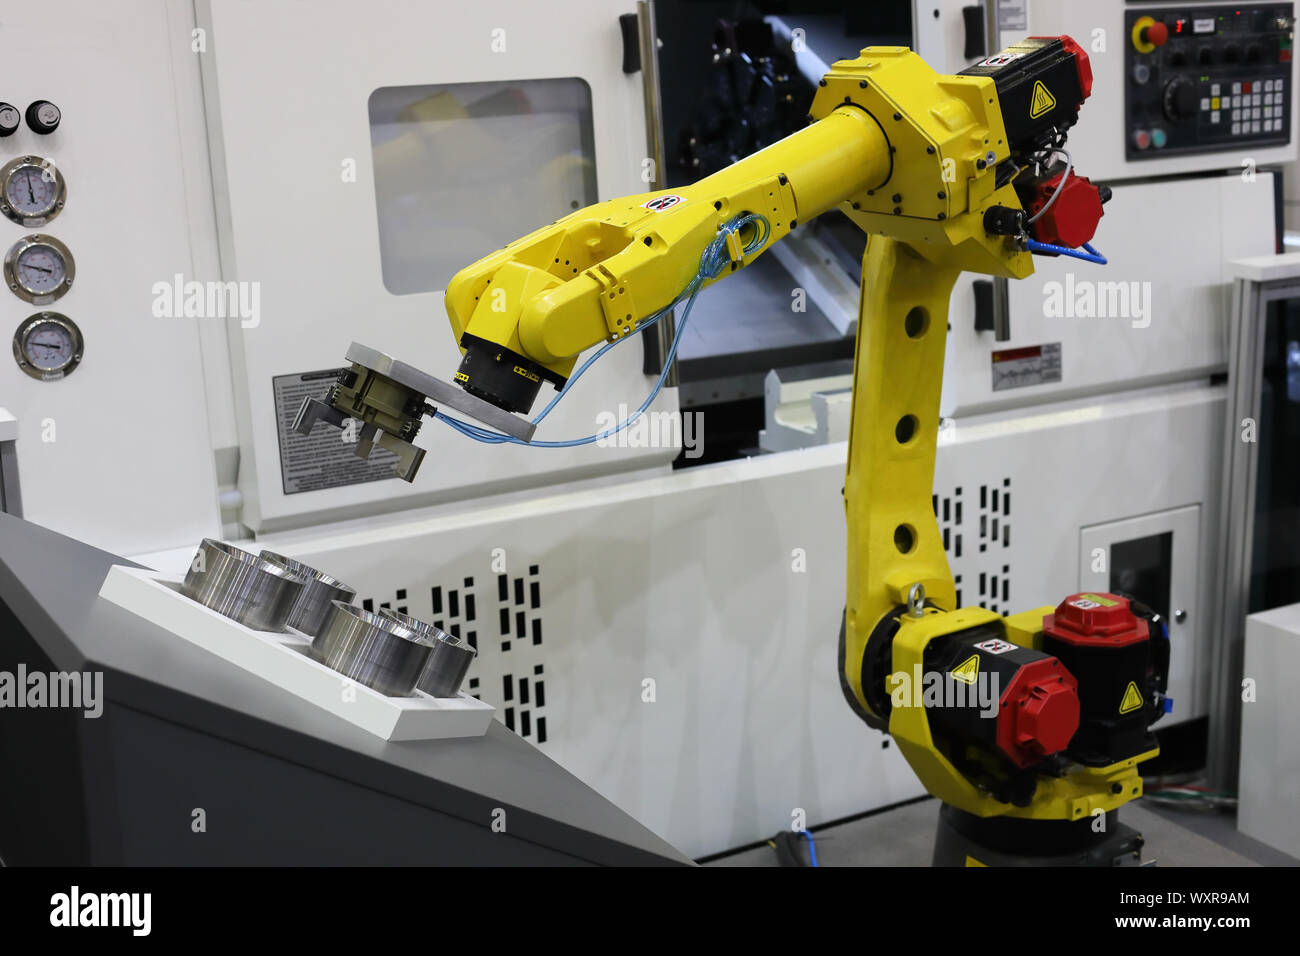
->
[300,37,1169,865]
[443,47,1030,415]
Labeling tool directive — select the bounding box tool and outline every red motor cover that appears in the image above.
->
[996,657,1080,767]
[1043,592,1149,647]
[1028,171,1106,248]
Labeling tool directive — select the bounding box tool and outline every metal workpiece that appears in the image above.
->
[416,636,476,699]
[380,609,477,699]
[180,539,306,632]
[311,601,432,697]
[258,551,356,637]
[377,607,450,643]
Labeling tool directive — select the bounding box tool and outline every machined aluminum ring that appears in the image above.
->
[259,551,357,637]
[181,538,306,632]
[380,609,477,699]
[312,601,432,697]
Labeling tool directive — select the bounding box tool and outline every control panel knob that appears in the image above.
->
[25,100,60,135]
[1246,43,1264,63]
[1162,77,1200,123]
[1223,43,1242,64]
[1198,46,1215,66]
[0,103,19,137]
[1141,22,1169,47]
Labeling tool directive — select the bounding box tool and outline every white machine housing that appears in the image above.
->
[247,381,1225,857]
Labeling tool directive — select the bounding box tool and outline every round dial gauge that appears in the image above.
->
[13,312,82,381]
[0,155,66,226]
[4,235,74,303]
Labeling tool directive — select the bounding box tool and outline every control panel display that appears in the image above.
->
[1125,4,1295,158]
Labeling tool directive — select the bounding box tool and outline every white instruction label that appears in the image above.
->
[974,638,1018,655]
[991,342,1062,391]
[997,0,1028,32]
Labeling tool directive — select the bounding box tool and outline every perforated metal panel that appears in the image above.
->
[935,476,1013,615]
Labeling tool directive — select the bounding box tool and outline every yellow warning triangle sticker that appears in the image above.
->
[952,654,980,685]
[1119,681,1144,714]
[1029,80,1056,119]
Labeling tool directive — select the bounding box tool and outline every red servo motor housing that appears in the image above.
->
[1026,170,1107,248]
[1041,593,1157,765]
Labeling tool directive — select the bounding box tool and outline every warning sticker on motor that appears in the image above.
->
[272,369,399,495]
[1119,681,1144,714]
[1029,80,1057,118]
[991,342,1062,391]
[974,638,1017,655]
[951,654,980,684]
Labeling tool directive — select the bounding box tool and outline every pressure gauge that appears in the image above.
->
[0,155,66,226]
[13,312,82,381]
[4,235,74,303]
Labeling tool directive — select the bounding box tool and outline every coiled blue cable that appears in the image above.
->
[436,212,772,447]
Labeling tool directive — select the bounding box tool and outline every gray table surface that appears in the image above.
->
[0,512,691,865]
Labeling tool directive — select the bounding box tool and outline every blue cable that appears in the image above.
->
[436,212,771,447]
[1025,238,1108,265]
[802,829,819,867]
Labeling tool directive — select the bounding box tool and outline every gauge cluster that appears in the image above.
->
[0,99,78,380]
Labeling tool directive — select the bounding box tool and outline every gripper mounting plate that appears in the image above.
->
[291,343,539,482]
[344,343,538,442]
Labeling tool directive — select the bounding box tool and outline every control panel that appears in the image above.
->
[1126,4,1295,158]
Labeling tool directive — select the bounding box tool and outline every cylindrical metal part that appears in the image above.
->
[379,609,477,699]
[181,538,306,632]
[312,601,431,697]
[259,550,356,637]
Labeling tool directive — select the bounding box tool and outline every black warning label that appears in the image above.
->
[272,369,399,495]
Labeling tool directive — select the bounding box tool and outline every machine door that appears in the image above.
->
[198,0,677,533]
[1078,505,1204,722]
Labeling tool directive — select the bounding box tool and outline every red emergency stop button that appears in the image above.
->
[1133,16,1170,53]
[1142,22,1169,47]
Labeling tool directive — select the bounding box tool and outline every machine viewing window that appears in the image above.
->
[1110,532,1174,622]
[367,78,598,295]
